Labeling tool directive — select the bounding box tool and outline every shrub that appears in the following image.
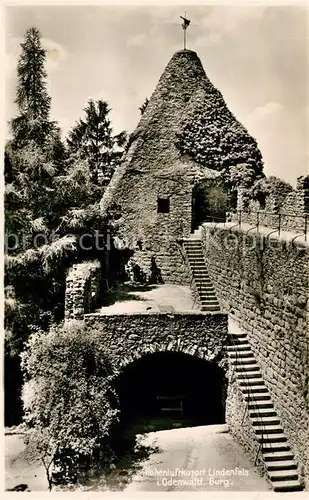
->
[21,320,120,489]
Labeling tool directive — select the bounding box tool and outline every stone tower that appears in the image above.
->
[100,49,262,283]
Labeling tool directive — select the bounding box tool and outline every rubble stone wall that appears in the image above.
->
[65,260,101,321]
[201,225,309,487]
[84,312,228,368]
[230,176,309,233]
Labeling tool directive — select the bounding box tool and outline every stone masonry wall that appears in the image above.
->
[84,312,228,369]
[226,374,268,482]
[230,176,309,233]
[65,260,101,321]
[201,225,309,487]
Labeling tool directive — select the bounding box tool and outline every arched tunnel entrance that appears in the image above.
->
[115,351,227,436]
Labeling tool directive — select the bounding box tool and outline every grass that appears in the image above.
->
[101,282,157,307]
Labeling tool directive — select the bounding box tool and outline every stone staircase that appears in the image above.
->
[183,238,221,312]
[228,331,303,492]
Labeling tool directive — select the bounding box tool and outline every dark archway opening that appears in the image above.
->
[191,180,229,232]
[114,351,227,438]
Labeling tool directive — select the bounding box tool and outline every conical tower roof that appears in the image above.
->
[100,49,263,283]
[101,50,219,213]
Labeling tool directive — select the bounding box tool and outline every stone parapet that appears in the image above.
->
[201,225,309,489]
[65,260,101,321]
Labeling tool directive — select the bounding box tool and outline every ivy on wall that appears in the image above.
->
[175,88,264,197]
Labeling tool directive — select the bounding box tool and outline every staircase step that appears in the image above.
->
[254,425,284,435]
[199,294,217,300]
[237,371,262,379]
[230,357,257,365]
[229,333,247,339]
[228,338,250,345]
[257,433,287,443]
[249,408,277,417]
[235,364,260,372]
[272,480,303,492]
[244,393,271,402]
[251,416,280,425]
[201,306,221,312]
[240,378,265,387]
[227,344,251,351]
[262,444,291,453]
[263,450,294,462]
[248,400,274,408]
[266,460,297,471]
[201,300,219,306]
[241,385,268,394]
[269,469,299,481]
[229,350,254,358]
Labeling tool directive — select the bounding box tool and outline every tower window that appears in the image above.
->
[157,197,170,213]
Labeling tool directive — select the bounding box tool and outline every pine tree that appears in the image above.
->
[6,27,67,231]
[11,27,55,149]
[67,99,126,185]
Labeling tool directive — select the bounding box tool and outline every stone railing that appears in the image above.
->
[227,210,308,236]
[65,260,102,321]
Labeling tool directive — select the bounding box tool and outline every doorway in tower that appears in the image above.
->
[191,180,229,232]
[114,351,227,440]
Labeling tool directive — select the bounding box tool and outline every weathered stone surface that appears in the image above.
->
[229,176,309,232]
[83,312,228,369]
[100,50,248,284]
[65,260,101,320]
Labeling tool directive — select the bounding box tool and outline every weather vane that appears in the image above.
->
[180,13,191,50]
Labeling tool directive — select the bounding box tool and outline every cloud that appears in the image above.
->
[42,38,67,70]
[127,33,147,47]
[196,6,267,46]
[5,36,21,78]
[246,101,284,128]
[5,35,67,78]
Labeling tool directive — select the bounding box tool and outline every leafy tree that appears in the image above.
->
[21,321,120,490]
[67,99,127,185]
[139,97,149,115]
[4,28,117,427]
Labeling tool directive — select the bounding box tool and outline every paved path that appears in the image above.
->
[5,433,47,491]
[122,424,271,492]
[97,284,199,314]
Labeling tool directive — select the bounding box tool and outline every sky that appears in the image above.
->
[4,3,309,186]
